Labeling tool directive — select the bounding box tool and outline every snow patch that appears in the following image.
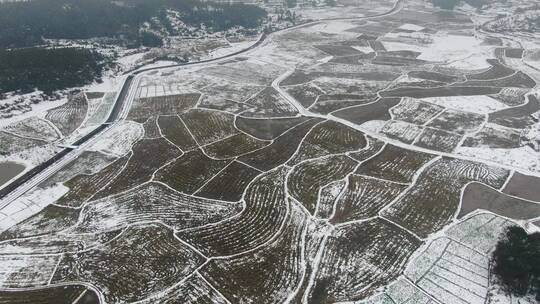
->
[418,34,493,70]
[0,184,69,232]
[421,95,509,114]
[87,121,144,157]
[399,24,424,32]
[456,145,540,173]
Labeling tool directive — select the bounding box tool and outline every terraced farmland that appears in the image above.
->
[1,0,540,302]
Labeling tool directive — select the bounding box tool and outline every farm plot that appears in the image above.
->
[420,95,508,115]
[56,154,129,208]
[87,120,143,157]
[282,71,398,86]
[181,109,237,145]
[142,116,161,139]
[389,79,447,90]
[243,87,298,118]
[0,131,48,156]
[0,285,96,304]
[316,180,346,219]
[380,120,424,144]
[355,144,435,184]
[372,54,426,66]
[312,75,393,94]
[0,254,61,288]
[348,136,386,162]
[198,81,263,104]
[309,96,378,115]
[3,117,59,142]
[329,53,376,65]
[200,205,307,304]
[288,120,367,165]
[445,213,513,254]
[238,118,324,171]
[458,182,540,220]
[155,149,230,194]
[288,155,358,215]
[488,95,540,129]
[93,137,181,200]
[505,48,524,59]
[315,44,365,57]
[358,277,433,304]
[390,98,444,125]
[199,61,285,86]
[198,97,252,114]
[466,59,515,80]
[345,21,393,37]
[457,71,536,89]
[408,70,461,83]
[235,116,312,140]
[426,109,485,134]
[330,174,408,224]
[74,182,241,232]
[195,161,261,202]
[307,218,421,303]
[333,98,401,125]
[42,151,117,187]
[0,227,120,255]
[176,167,289,257]
[405,237,490,304]
[157,115,198,151]
[382,157,509,238]
[310,61,398,75]
[502,172,540,201]
[489,88,530,107]
[45,93,88,137]
[318,94,373,104]
[380,86,501,99]
[413,128,463,152]
[203,133,269,159]
[52,223,206,304]
[461,123,523,149]
[127,93,200,122]
[138,273,228,304]
[284,83,325,108]
[0,204,79,241]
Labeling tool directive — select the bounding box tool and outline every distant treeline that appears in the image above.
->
[431,0,486,10]
[0,47,108,94]
[0,0,267,48]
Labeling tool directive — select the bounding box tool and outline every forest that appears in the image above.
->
[0,0,267,48]
[492,226,540,301]
[0,48,108,95]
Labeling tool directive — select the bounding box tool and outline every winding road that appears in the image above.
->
[0,0,405,211]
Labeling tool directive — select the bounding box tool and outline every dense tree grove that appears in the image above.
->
[140,31,164,47]
[492,226,540,300]
[0,0,267,48]
[0,48,108,94]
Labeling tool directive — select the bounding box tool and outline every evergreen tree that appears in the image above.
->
[492,226,540,300]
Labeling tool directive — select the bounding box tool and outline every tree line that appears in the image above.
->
[0,48,108,95]
[0,0,267,48]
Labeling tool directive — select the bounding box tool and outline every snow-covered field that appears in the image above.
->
[1,0,540,302]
